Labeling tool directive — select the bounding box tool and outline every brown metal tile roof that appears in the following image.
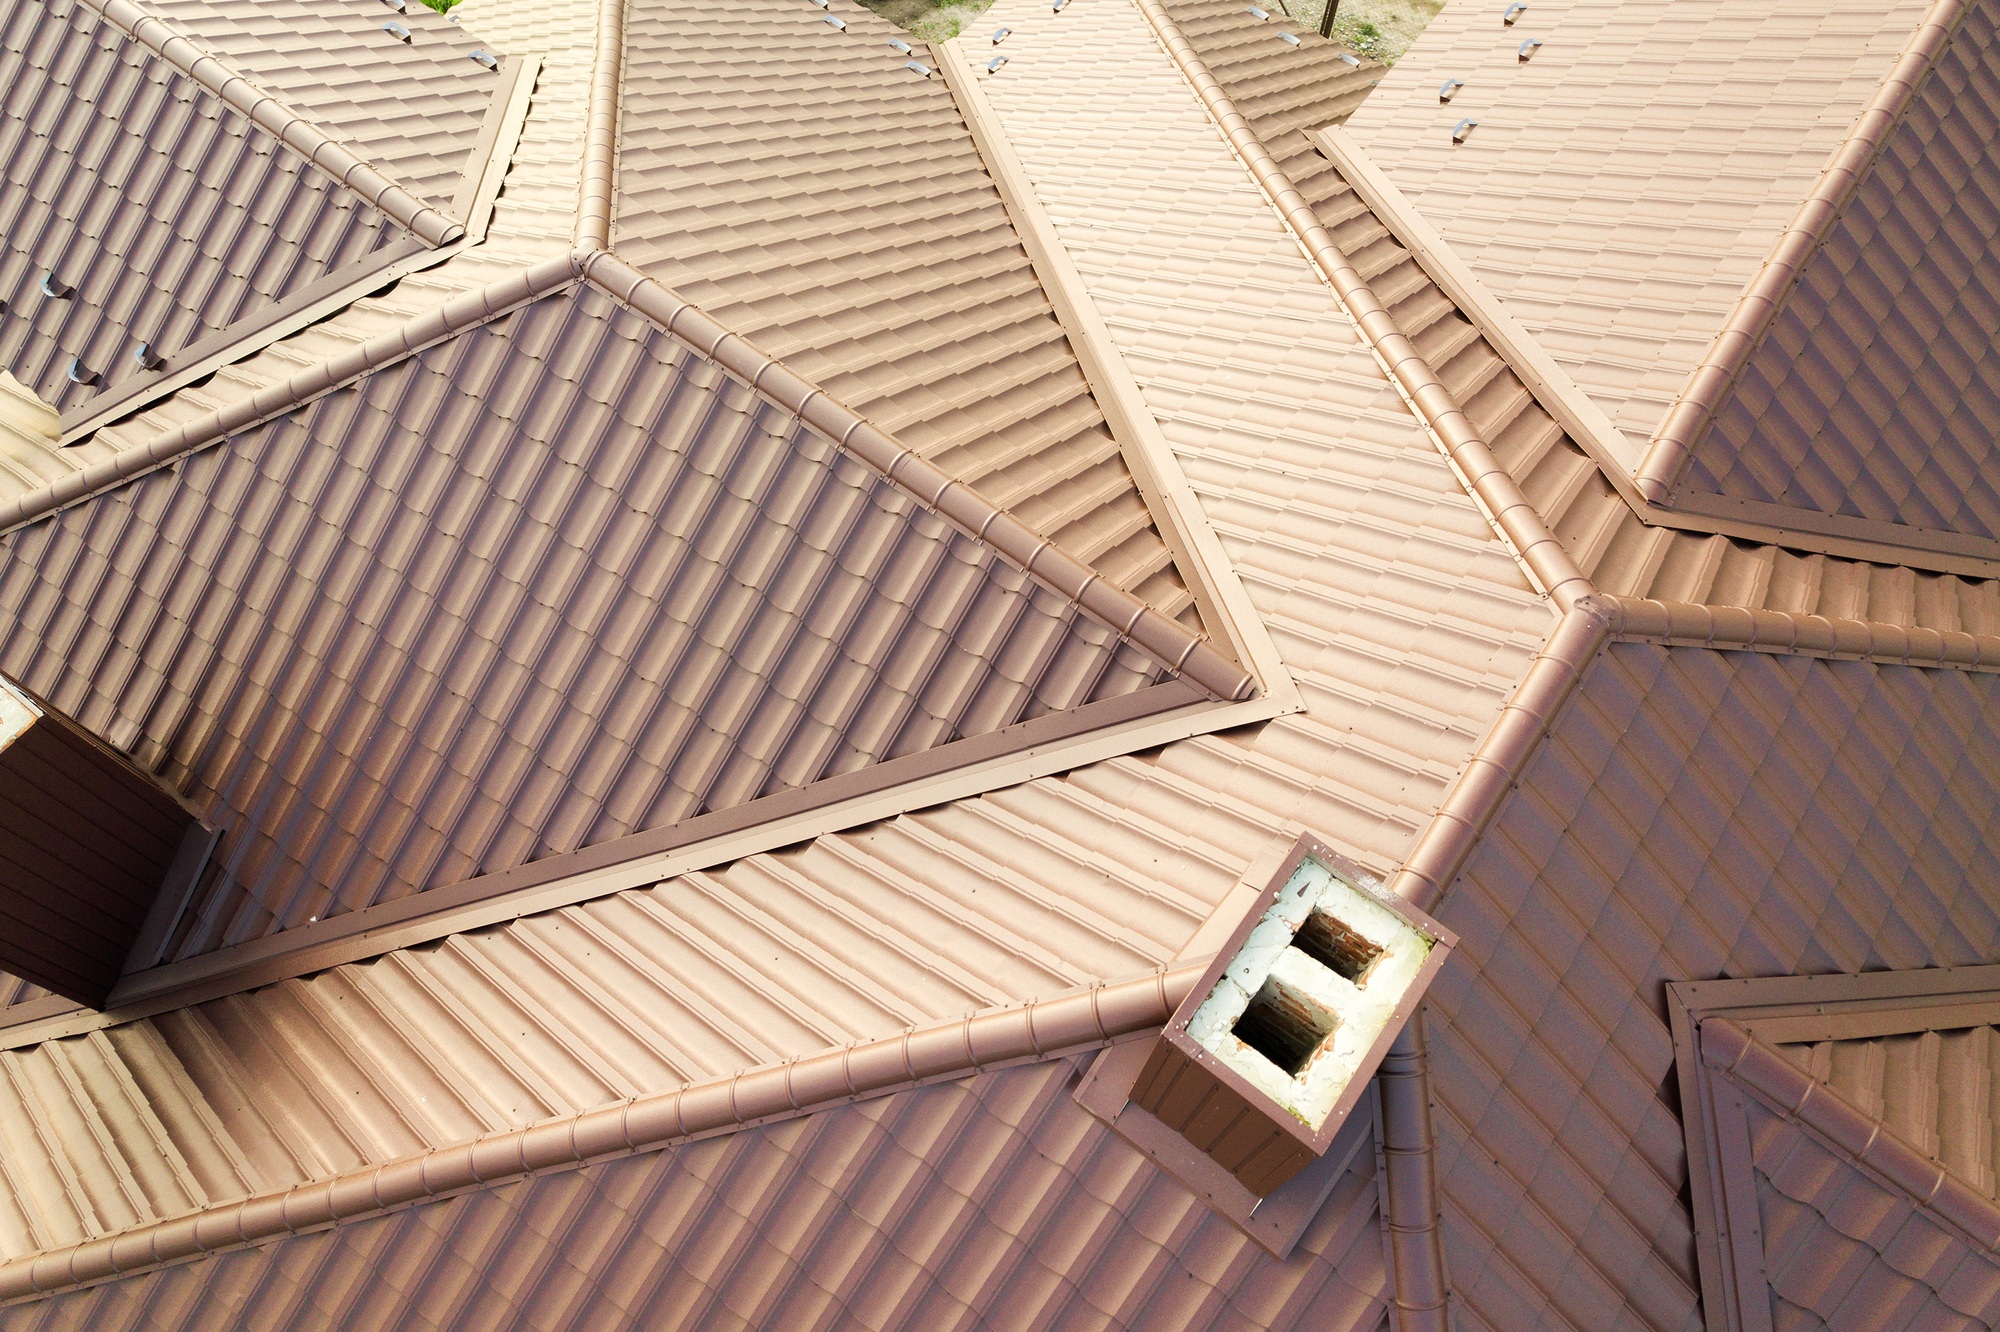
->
[0,1055,1396,1331]
[1420,639,2000,1331]
[1671,0,2000,543]
[1342,0,1929,455]
[139,0,506,211]
[1158,0,1384,140]
[611,0,1198,622]
[0,0,415,418]
[0,274,1210,959]
[1780,1026,2000,1198]
[1166,0,2000,630]
[1749,1096,2000,1329]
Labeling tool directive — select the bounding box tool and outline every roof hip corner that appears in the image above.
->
[576,252,1257,703]
[1130,0,1592,615]
[1634,0,1973,507]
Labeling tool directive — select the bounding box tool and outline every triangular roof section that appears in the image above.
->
[1334,0,2000,576]
[607,0,1202,624]
[1640,0,2000,553]
[1671,971,2000,1330]
[0,0,529,447]
[0,251,1251,974]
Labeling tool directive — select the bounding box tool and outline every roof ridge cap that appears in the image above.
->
[1634,0,1973,506]
[578,251,1255,703]
[575,0,626,249]
[0,253,585,538]
[1599,595,2000,672]
[78,0,469,247]
[1131,0,1593,616]
[1700,1015,2000,1250]
[0,962,1205,1302]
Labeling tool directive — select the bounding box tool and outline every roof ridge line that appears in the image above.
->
[575,0,626,249]
[1635,0,1972,506]
[80,0,469,248]
[1601,595,2000,672]
[1129,0,1593,616]
[1391,586,2000,915]
[1700,1015,2000,1249]
[578,250,1255,703]
[0,252,585,539]
[0,962,1204,1302]
[935,38,1294,702]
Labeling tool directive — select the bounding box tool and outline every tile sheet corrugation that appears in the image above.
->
[0,0,1551,1243]
[1778,1026,2000,1200]
[612,0,1198,623]
[1341,0,1927,451]
[10,0,593,505]
[0,1056,1396,1332]
[0,0,587,1011]
[1167,0,2000,635]
[1156,0,1384,123]
[1744,1094,2000,1330]
[139,0,501,210]
[1428,641,2000,1331]
[0,281,1172,958]
[0,0,407,417]
[1686,1,2000,543]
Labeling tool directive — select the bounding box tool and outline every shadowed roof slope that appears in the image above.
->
[0,273,1219,958]
[0,0,521,456]
[613,0,1198,623]
[141,0,507,210]
[0,0,411,414]
[1667,0,2000,544]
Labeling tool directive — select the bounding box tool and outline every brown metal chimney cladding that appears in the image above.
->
[0,675,194,1007]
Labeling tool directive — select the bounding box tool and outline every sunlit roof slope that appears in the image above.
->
[613,0,1198,622]
[0,266,1234,959]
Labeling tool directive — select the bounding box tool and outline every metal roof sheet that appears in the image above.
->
[138,0,504,211]
[1165,0,2000,630]
[1780,1026,2000,1199]
[0,277,1194,960]
[1748,1094,2000,1329]
[1675,0,2000,543]
[0,0,1556,1258]
[1342,0,1929,453]
[0,1055,1397,1331]
[1422,639,2000,1331]
[611,0,1197,622]
[0,0,414,419]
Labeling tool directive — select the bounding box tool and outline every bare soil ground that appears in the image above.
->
[854,0,996,41]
